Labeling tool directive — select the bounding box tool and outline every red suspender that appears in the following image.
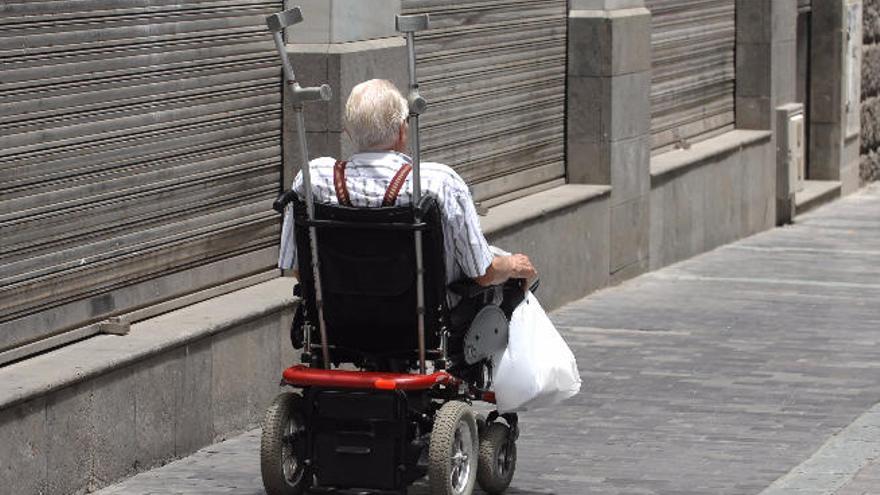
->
[382,163,413,206]
[333,160,352,206]
[333,160,413,207]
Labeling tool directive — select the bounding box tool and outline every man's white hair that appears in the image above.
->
[344,79,408,151]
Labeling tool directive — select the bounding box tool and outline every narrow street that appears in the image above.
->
[98,185,880,495]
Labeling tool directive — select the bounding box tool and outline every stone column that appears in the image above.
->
[810,0,862,193]
[735,0,797,131]
[735,0,797,225]
[281,0,408,187]
[566,0,651,283]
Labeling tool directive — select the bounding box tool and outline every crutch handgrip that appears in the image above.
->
[408,90,427,116]
[266,8,303,33]
[291,84,333,103]
[395,13,429,33]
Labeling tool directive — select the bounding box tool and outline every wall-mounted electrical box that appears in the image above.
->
[776,103,806,225]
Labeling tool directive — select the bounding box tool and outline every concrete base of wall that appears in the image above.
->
[649,130,775,270]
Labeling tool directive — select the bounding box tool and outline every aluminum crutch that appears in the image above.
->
[266,7,333,369]
[395,13,430,374]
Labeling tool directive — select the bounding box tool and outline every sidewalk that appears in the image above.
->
[98,184,880,495]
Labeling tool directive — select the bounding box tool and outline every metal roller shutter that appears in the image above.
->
[401,0,567,204]
[646,0,736,153]
[0,1,283,356]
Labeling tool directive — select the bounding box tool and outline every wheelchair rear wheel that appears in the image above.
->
[260,392,309,495]
[429,401,479,495]
[477,422,516,494]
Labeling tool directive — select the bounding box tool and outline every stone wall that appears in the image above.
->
[863,0,880,182]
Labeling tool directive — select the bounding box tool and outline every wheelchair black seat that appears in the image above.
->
[292,195,449,362]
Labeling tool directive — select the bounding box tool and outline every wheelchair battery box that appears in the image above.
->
[309,389,410,491]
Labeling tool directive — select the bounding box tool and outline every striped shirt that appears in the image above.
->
[278,151,494,289]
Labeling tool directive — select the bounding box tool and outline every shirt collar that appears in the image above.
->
[349,150,412,165]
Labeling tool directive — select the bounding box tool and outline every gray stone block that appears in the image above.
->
[649,165,706,270]
[741,140,776,234]
[814,0,845,31]
[134,350,183,469]
[771,0,798,43]
[610,135,651,205]
[567,140,611,185]
[0,397,47,495]
[736,42,772,98]
[568,12,611,78]
[567,76,610,143]
[568,8,651,78]
[46,383,94,494]
[736,0,772,44]
[702,154,743,251]
[288,0,401,44]
[773,39,797,105]
[736,95,773,130]
[90,369,137,488]
[568,135,649,203]
[45,369,138,494]
[211,313,284,438]
[843,137,862,194]
[176,338,214,457]
[810,29,845,124]
[810,122,844,179]
[610,195,649,272]
[567,71,650,144]
[610,71,651,139]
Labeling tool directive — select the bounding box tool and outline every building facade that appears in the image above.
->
[0,1,868,493]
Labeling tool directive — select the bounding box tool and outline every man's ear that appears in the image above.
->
[395,123,408,152]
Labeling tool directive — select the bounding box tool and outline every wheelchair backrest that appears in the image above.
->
[293,195,448,360]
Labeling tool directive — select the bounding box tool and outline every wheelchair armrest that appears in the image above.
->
[448,277,538,298]
[447,279,498,299]
[273,189,298,214]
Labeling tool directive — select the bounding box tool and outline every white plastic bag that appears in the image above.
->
[492,291,581,413]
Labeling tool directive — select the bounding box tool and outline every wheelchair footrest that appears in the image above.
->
[282,365,460,391]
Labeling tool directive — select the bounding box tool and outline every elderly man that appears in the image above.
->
[279,78,536,294]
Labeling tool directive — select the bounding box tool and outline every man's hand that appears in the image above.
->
[508,253,538,290]
[474,253,537,289]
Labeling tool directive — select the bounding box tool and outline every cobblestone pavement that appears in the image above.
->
[98,185,880,495]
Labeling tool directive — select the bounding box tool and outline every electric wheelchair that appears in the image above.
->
[259,194,526,495]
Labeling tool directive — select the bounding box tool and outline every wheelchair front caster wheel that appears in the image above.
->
[477,423,517,494]
[260,392,309,495]
[429,401,479,495]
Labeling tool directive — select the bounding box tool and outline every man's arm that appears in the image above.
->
[474,253,537,287]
